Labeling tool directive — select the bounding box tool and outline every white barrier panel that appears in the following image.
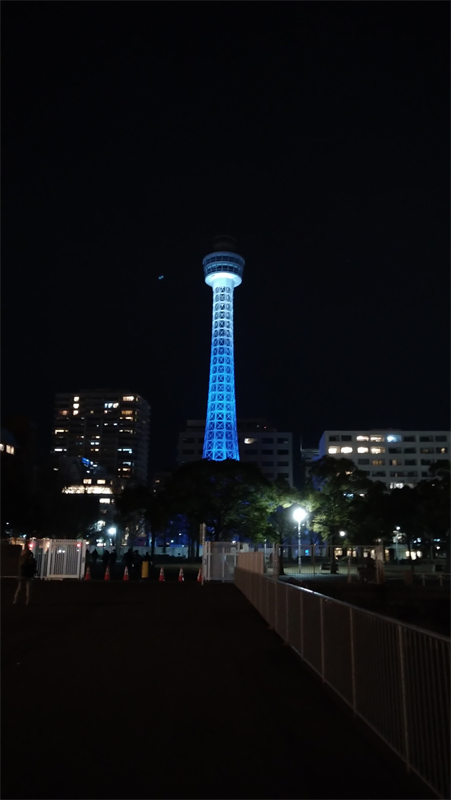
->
[30,539,86,580]
[202,542,237,582]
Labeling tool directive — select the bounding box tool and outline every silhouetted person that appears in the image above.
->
[13,546,36,605]
[110,549,117,577]
[90,548,99,578]
[124,548,133,570]
[133,550,142,580]
[102,549,110,567]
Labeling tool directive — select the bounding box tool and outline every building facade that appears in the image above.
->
[53,390,150,487]
[318,429,449,488]
[300,445,320,486]
[179,419,294,485]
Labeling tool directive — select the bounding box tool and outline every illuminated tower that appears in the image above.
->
[202,236,244,461]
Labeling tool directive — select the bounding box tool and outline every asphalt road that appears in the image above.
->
[1,579,433,800]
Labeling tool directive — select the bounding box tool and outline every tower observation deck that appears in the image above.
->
[202,236,244,461]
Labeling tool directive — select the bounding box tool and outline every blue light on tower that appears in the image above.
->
[202,236,244,461]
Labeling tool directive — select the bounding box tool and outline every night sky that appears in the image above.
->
[3,3,449,475]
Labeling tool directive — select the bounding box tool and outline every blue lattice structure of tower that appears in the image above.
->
[202,236,245,461]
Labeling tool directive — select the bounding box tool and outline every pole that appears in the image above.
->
[297,521,301,573]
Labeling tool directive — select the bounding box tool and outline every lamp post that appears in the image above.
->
[293,507,308,573]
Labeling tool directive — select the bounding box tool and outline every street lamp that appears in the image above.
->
[293,507,308,572]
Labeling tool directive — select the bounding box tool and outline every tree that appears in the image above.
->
[348,480,393,547]
[114,484,152,550]
[386,486,423,568]
[264,478,303,575]
[413,460,450,561]
[308,456,371,572]
[159,459,273,542]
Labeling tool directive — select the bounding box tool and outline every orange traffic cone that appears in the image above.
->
[123,566,129,581]
[178,568,184,582]
[159,567,165,582]
[85,566,91,581]
[104,566,110,581]
[197,568,203,583]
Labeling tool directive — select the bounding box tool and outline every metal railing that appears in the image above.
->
[235,567,450,799]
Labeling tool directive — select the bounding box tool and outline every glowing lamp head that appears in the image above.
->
[293,507,308,523]
[108,527,117,535]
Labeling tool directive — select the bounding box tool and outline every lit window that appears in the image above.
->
[356,435,369,442]
[99,498,111,504]
[390,482,404,489]
[370,435,384,442]
[0,444,4,451]
[328,447,339,454]
[386,434,402,443]
[73,403,79,409]
[121,410,133,416]
[54,448,63,452]
[437,447,448,454]
[104,402,114,409]
[73,396,80,402]
[340,447,353,454]
[372,460,385,466]
[122,396,134,401]
[97,480,106,485]
[54,429,68,434]
[244,438,257,445]
[357,447,369,454]
[389,460,402,466]
[60,410,69,416]
[6,445,14,454]
[73,410,79,415]
[83,479,92,485]
[370,447,385,454]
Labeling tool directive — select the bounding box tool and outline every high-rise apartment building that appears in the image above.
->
[53,390,150,486]
[179,419,294,485]
[319,429,449,488]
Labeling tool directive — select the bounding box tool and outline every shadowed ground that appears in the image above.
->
[1,579,433,799]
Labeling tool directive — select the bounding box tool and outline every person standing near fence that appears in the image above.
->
[13,545,36,605]
[102,548,110,576]
[109,548,117,578]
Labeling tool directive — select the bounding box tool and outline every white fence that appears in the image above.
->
[202,542,238,582]
[31,539,87,580]
[235,568,450,800]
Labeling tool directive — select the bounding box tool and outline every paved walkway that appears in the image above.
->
[1,580,432,799]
